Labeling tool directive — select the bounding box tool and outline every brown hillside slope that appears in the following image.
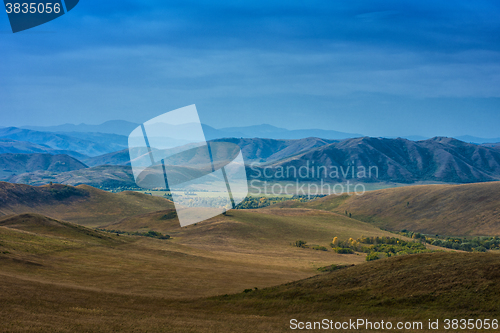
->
[0,252,498,332]
[0,213,121,244]
[210,252,500,325]
[274,181,500,236]
[105,208,410,255]
[0,182,173,227]
[0,209,392,302]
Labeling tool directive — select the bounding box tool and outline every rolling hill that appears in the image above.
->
[0,207,396,303]
[83,149,131,167]
[0,180,493,332]
[0,153,87,181]
[0,245,496,331]
[0,182,173,226]
[206,252,500,329]
[273,181,500,236]
[0,213,121,244]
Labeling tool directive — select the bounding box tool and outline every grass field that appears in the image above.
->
[1,252,499,332]
[1,182,499,332]
[270,181,500,236]
[1,209,403,301]
[0,182,174,227]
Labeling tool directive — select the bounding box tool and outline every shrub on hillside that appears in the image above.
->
[295,240,307,248]
[333,247,354,254]
[366,252,380,261]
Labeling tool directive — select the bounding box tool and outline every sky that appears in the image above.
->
[1,0,500,138]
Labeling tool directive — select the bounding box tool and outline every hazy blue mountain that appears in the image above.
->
[21,121,360,140]
[456,135,500,144]
[210,124,362,140]
[389,135,429,141]
[22,120,140,136]
[214,137,337,163]
[254,136,500,184]
[82,137,337,167]
[0,139,88,160]
[16,120,500,144]
[0,153,87,181]
[54,131,128,152]
[482,142,500,150]
[9,136,500,187]
[0,128,124,157]
[83,149,131,167]
[9,165,135,188]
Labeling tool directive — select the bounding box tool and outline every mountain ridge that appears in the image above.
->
[252,136,500,183]
[0,153,87,181]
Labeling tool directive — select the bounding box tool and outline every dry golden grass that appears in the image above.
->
[1,252,499,332]
[0,182,174,227]
[1,208,398,302]
[0,182,497,332]
[272,181,500,236]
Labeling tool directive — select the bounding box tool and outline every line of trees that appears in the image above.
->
[331,236,432,261]
[98,228,170,240]
[236,195,326,209]
[398,229,500,252]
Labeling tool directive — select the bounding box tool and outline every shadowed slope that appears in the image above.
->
[0,213,120,243]
[0,182,174,227]
[209,252,500,323]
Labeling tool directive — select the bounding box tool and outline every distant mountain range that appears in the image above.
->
[21,121,363,141]
[0,138,88,160]
[21,120,140,136]
[18,120,500,143]
[253,136,500,184]
[2,119,500,187]
[0,127,127,157]
[4,136,500,187]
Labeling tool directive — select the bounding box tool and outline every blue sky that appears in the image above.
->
[1,0,500,137]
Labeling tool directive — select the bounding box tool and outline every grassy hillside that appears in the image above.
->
[0,189,479,332]
[272,181,500,236]
[0,251,498,332]
[0,207,415,300]
[0,213,120,244]
[107,208,409,256]
[206,252,500,330]
[0,182,173,227]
